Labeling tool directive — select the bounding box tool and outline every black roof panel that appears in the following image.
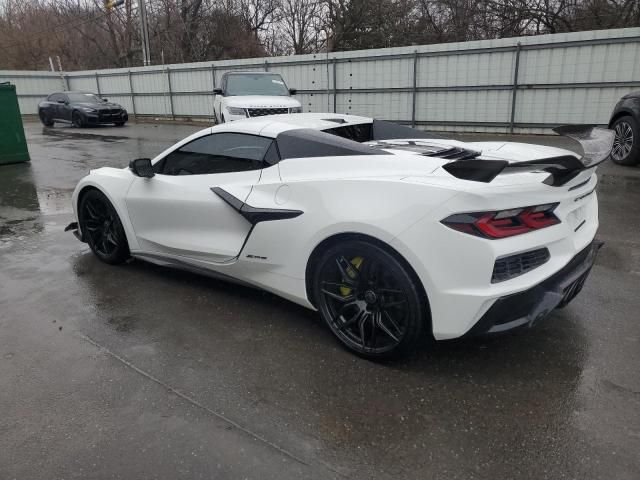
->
[276,128,385,160]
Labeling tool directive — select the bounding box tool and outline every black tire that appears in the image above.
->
[72,111,85,128]
[312,239,426,359]
[79,189,130,265]
[610,115,639,166]
[39,110,54,127]
[115,122,125,127]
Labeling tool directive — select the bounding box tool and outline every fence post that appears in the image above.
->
[264,60,269,72]
[411,50,418,128]
[166,66,175,120]
[211,64,217,122]
[332,58,337,113]
[128,70,137,118]
[95,72,101,97]
[509,42,522,134]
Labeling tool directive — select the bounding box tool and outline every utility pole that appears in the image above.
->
[138,0,151,66]
[105,0,150,66]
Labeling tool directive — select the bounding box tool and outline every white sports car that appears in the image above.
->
[66,113,613,358]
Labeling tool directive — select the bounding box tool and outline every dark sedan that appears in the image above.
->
[609,90,639,166]
[38,91,128,128]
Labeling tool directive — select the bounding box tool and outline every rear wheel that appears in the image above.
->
[72,111,85,128]
[79,189,129,265]
[39,110,54,127]
[610,115,639,166]
[312,240,426,359]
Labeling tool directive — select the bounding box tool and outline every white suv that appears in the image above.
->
[213,71,302,123]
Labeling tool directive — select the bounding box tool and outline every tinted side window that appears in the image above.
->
[159,133,272,176]
[49,93,62,102]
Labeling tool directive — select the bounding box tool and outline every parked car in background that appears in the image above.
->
[609,90,639,166]
[213,71,301,123]
[38,91,128,128]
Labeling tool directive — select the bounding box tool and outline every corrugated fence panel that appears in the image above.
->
[337,91,411,120]
[418,50,514,87]
[134,95,172,116]
[4,27,639,131]
[170,68,212,93]
[0,73,62,113]
[298,92,331,113]
[131,71,167,94]
[99,74,130,95]
[270,62,328,90]
[416,90,512,124]
[173,94,215,117]
[515,86,633,125]
[67,75,98,92]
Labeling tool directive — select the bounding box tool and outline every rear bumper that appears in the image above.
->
[466,240,603,335]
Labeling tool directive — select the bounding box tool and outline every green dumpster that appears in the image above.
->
[0,82,30,164]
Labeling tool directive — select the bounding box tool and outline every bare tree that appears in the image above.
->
[0,0,638,70]
[278,0,323,54]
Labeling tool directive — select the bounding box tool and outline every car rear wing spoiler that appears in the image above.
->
[443,125,615,185]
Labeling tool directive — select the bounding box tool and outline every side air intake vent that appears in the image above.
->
[491,248,550,283]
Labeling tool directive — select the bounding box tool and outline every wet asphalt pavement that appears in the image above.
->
[1,121,639,479]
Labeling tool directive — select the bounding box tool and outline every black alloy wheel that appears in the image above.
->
[39,110,54,127]
[610,115,639,166]
[79,189,129,264]
[72,111,84,128]
[313,240,425,359]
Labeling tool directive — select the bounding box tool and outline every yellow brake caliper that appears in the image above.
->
[339,256,363,297]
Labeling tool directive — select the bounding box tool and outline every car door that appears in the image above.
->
[56,93,72,122]
[49,93,63,120]
[125,132,272,263]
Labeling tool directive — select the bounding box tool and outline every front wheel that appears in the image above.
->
[39,110,54,127]
[72,111,85,128]
[610,115,639,166]
[115,122,125,127]
[79,189,130,264]
[312,240,426,359]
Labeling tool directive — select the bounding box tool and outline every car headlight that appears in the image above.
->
[289,107,302,113]
[226,106,247,116]
[80,107,97,113]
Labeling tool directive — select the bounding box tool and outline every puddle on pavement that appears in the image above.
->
[41,127,128,143]
[0,163,44,244]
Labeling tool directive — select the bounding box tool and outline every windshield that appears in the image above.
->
[67,92,104,103]
[225,74,289,96]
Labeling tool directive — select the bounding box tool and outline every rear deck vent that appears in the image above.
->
[491,247,550,283]
[422,146,481,161]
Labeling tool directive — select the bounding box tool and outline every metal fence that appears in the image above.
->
[2,27,639,134]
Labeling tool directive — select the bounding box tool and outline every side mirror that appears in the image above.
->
[213,88,223,95]
[129,158,154,178]
[289,88,297,95]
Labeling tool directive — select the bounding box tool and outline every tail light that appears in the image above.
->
[441,203,560,239]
